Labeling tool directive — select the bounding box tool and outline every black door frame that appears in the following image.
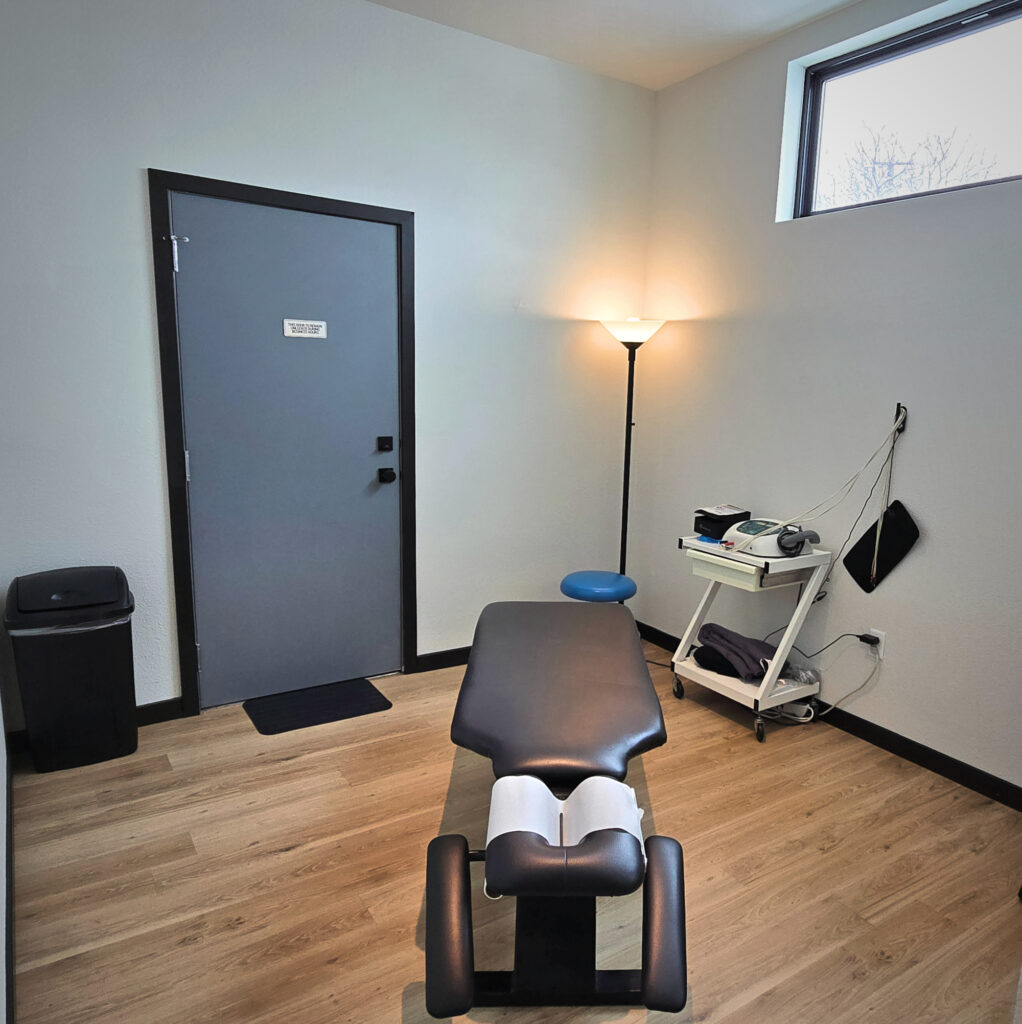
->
[147,169,417,716]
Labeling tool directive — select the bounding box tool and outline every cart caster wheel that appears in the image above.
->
[673,678,685,699]
[755,718,765,742]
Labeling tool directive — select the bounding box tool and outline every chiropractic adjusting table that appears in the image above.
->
[425,601,688,1016]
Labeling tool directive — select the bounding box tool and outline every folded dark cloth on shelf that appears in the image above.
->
[694,622,787,682]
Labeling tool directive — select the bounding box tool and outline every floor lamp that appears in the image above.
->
[561,318,666,602]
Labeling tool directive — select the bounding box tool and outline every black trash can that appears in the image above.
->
[4,566,137,772]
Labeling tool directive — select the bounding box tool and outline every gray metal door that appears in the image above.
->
[170,192,402,706]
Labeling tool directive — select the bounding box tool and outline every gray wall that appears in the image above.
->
[633,0,1022,785]
[0,0,655,706]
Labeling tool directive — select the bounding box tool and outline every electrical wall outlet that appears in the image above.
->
[868,628,886,659]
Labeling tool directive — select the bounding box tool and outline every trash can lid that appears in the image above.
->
[4,566,134,631]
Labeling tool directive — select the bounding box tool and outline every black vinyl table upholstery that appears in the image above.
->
[451,602,666,789]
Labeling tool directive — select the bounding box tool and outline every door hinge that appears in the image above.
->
[196,643,201,673]
[184,449,191,482]
[167,234,190,272]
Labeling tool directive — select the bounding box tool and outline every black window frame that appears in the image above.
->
[794,0,1022,218]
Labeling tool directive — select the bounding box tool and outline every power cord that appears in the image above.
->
[804,633,866,659]
[762,625,808,658]
[762,629,877,660]
[817,647,882,717]
[760,703,816,726]
[814,444,896,603]
[729,408,906,555]
[766,646,880,725]
[756,631,880,721]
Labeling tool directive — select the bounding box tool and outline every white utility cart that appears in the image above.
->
[671,536,831,742]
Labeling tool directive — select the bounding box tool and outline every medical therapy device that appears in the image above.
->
[424,601,687,1016]
[723,518,821,557]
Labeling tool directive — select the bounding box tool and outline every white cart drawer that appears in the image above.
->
[685,548,814,592]
[686,549,762,590]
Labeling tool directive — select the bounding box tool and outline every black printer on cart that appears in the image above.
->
[693,504,750,540]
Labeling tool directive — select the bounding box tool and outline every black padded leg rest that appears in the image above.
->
[641,836,688,1012]
[425,835,475,1018]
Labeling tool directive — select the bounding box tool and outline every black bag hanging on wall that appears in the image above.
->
[843,499,919,593]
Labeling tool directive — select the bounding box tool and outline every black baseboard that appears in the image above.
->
[819,704,1022,812]
[636,620,1021,813]
[637,621,681,653]
[6,697,189,757]
[413,647,471,673]
[136,698,186,726]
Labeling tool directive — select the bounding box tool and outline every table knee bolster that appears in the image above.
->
[641,835,688,1012]
[425,835,475,1018]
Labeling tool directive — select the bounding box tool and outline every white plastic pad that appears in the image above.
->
[485,774,645,849]
[561,776,644,847]
[486,775,561,846]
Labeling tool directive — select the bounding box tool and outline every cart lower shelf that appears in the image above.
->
[673,658,820,711]
[673,658,820,742]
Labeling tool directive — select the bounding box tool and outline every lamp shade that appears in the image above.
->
[600,318,666,344]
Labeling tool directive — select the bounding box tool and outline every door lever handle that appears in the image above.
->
[377,467,397,484]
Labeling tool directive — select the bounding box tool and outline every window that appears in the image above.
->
[794,0,1022,217]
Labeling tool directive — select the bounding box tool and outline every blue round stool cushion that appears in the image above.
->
[560,570,637,602]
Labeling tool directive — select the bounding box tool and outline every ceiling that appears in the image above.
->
[365,0,866,91]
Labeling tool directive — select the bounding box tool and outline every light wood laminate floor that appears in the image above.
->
[12,645,1022,1023]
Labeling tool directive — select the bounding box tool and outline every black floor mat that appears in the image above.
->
[242,677,392,735]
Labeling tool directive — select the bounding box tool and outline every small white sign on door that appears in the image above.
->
[283,318,328,339]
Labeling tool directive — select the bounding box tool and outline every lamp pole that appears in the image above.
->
[598,319,664,585]
[619,341,641,575]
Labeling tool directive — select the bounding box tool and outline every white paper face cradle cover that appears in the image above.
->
[485,775,645,850]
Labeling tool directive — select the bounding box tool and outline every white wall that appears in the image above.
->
[0,0,655,706]
[2,0,1016,789]
[634,0,1022,784]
